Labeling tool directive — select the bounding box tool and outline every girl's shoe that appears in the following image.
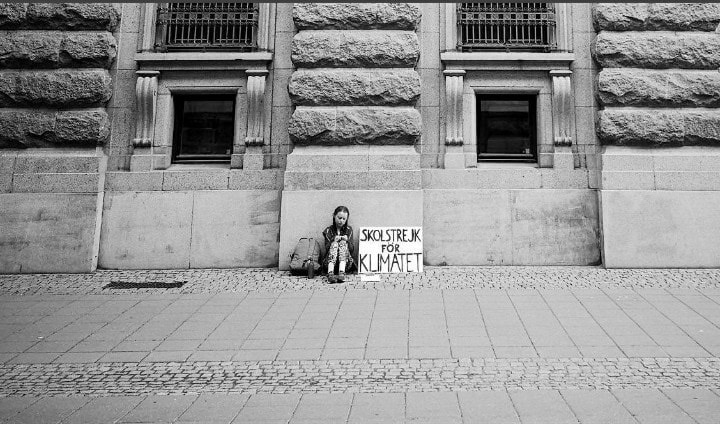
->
[327,274,337,284]
[337,271,345,283]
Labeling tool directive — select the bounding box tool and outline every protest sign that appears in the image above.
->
[358,227,423,273]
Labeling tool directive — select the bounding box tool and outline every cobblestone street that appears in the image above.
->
[1,267,719,423]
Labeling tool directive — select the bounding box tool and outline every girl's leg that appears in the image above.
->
[337,240,348,274]
[327,241,339,274]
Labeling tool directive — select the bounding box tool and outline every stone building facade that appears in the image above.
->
[0,3,718,273]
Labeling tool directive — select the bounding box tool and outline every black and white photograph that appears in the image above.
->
[0,2,719,422]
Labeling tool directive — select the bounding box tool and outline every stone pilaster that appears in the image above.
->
[243,69,268,170]
[130,71,158,172]
[443,70,465,169]
[550,70,574,169]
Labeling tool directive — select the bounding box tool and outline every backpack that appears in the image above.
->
[289,237,321,278]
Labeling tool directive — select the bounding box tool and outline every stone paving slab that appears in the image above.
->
[0,358,718,397]
[0,267,719,294]
[1,389,720,424]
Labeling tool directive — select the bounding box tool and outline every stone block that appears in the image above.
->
[366,170,421,190]
[288,107,421,146]
[162,170,230,191]
[369,151,421,171]
[598,69,720,108]
[511,189,600,265]
[593,31,720,70]
[422,169,479,189]
[278,189,424,269]
[553,147,575,170]
[228,170,282,190]
[291,30,419,68]
[129,154,153,172]
[424,189,514,265]
[597,109,720,146]
[540,170,589,189]
[475,167,542,189]
[0,193,99,272]
[654,171,720,191]
[25,3,119,31]
[652,147,720,171]
[293,3,420,30]
[190,191,281,268]
[443,145,465,169]
[289,69,420,106]
[104,172,163,192]
[601,171,655,190]
[98,191,193,269]
[14,153,100,173]
[0,3,26,29]
[574,106,597,146]
[601,190,720,267]
[0,152,17,173]
[0,31,116,69]
[592,3,649,32]
[283,171,324,191]
[321,171,368,190]
[287,149,370,171]
[12,173,99,193]
[600,149,654,171]
[0,173,11,193]
[647,3,720,32]
[0,109,109,148]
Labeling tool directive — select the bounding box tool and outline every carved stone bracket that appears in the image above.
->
[245,70,269,147]
[133,70,159,148]
[444,70,465,146]
[550,70,573,147]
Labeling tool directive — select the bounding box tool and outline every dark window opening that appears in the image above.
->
[156,2,258,52]
[478,94,537,162]
[458,3,557,52]
[172,95,235,164]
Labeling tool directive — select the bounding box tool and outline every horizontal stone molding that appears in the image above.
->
[0,108,109,148]
[0,69,112,107]
[288,107,421,146]
[598,69,720,108]
[289,69,420,106]
[0,31,117,69]
[598,108,720,146]
[291,30,419,68]
[293,3,420,30]
[0,3,119,31]
[593,31,720,69]
[593,3,720,32]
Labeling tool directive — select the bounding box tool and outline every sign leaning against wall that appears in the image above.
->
[358,227,423,274]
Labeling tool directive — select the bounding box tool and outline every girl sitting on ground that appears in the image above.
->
[322,205,355,283]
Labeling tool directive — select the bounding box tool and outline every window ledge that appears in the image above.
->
[441,52,574,71]
[136,52,273,71]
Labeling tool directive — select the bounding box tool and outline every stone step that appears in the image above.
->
[283,169,421,191]
[286,145,420,172]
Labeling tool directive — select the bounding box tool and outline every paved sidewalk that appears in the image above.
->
[0,267,719,423]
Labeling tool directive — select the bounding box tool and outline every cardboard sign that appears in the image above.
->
[358,227,423,274]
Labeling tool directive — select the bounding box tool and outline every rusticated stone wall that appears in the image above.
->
[593,3,720,146]
[0,3,117,148]
[287,3,422,146]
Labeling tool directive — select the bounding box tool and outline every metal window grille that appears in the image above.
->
[458,3,557,52]
[156,2,258,52]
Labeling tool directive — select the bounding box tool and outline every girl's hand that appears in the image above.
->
[334,236,341,242]
[341,236,348,241]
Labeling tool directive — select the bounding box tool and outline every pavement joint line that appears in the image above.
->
[0,267,719,295]
[0,357,718,397]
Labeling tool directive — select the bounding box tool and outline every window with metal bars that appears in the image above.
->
[458,3,557,52]
[155,2,258,52]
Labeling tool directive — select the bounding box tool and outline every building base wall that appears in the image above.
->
[98,190,281,269]
[424,189,600,266]
[601,190,720,268]
[0,193,100,273]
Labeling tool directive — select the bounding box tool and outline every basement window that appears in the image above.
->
[477,94,537,162]
[172,95,235,164]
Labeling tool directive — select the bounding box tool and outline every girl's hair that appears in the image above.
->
[332,205,350,232]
